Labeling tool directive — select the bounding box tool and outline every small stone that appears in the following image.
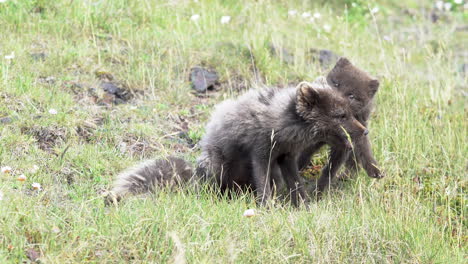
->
[269,44,294,64]
[309,49,340,69]
[30,52,47,61]
[0,117,12,124]
[190,67,219,93]
[48,109,58,115]
[26,248,40,262]
[243,209,255,217]
[101,82,120,94]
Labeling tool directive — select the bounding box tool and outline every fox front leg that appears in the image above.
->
[278,155,307,207]
[315,147,347,197]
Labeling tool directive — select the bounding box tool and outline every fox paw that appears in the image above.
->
[367,165,384,179]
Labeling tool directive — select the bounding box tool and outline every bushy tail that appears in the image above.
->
[106,156,193,205]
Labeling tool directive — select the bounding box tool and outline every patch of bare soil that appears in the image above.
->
[21,126,67,153]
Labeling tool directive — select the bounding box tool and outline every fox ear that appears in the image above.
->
[369,79,379,96]
[297,82,320,107]
[336,57,351,68]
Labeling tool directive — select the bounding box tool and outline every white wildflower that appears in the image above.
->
[220,16,231,24]
[190,14,200,22]
[445,187,451,196]
[454,0,463,4]
[48,108,58,115]
[323,24,332,32]
[4,52,14,60]
[288,10,297,16]
[444,2,452,11]
[313,12,321,19]
[1,166,12,174]
[0,0,7,3]
[435,1,444,10]
[51,226,61,233]
[17,174,27,182]
[301,12,311,18]
[309,17,315,23]
[383,35,391,42]
[351,2,357,7]
[243,209,255,217]
[370,7,379,14]
[32,182,42,191]
[129,105,137,110]
[29,165,39,174]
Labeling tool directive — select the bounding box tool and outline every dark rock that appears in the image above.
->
[25,248,40,262]
[101,82,120,94]
[0,117,12,124]
[30,52,47,61]
[309,49,340,69]
[269,44,294,64]
[190,67,220,93]
[100,81,132,104]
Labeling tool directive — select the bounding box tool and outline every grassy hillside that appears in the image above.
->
[0,0,466,262]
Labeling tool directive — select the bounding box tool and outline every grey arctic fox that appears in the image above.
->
[107,80,368,206]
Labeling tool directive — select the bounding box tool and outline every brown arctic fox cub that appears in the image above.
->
[196,82,368,205]
[106,156,193,204]
[298,57,384,185]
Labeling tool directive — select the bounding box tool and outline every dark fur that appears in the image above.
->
[298,57,383,193]
[196,82,368,205]
[106,156,193,204]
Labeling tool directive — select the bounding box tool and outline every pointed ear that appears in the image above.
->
[297,82,320,107]
[369,79,380,96]
[336,57,351,68]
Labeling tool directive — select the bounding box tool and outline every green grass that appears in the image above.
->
[0,0,466,262]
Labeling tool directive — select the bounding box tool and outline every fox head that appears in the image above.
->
[326,57,380,115]
[296,82,368,149]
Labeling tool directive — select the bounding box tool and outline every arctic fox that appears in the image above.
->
[298,57,383,182]
[196,81,368,205]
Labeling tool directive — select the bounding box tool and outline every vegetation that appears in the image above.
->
[0,0,466,262]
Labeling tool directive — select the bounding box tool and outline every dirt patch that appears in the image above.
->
[21,126,67,153]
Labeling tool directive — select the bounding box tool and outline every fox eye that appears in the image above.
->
[348,94,355,100]
[333,82,340,87]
